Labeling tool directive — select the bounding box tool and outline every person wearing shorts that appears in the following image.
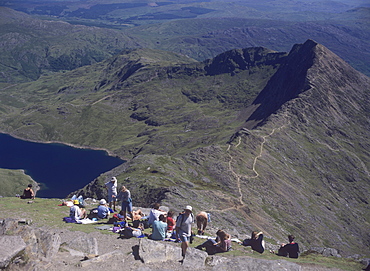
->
[116,185,133,222]
[175,205,194,261]
[105,177,118,211]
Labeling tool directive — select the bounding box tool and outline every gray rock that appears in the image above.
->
[0,235,26,269]
[65,236,98,255]
[79,250,124,267]
[139,238,182,263]
[182,247,208,268]
[34,228,61,259]
[0,218,19,235]
[322,248,341,258]
[209,256,302,270]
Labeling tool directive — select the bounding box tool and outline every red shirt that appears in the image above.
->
[167,217,175,231]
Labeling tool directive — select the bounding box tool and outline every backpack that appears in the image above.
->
[87,208,99,219]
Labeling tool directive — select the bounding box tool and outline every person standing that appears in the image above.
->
[105,177,118,212]
[175,205,194,262]
[116,185,133,222]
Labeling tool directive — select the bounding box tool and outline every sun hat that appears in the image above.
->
[184,205,193,212]
[111,177,117,182]
[73,200,80,205]
[99,199,107,205]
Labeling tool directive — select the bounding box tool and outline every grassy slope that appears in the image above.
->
[0,196,363,270]
[0,169,38,197]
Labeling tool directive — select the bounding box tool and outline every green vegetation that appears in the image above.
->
[0,169,37,197]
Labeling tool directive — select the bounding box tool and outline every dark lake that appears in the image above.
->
[0,133,124,198]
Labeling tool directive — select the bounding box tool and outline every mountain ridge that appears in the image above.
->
[0,40,369,257]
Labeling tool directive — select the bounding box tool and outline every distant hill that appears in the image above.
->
[0,40,369,257]
[1,4,369,85]
[123,15,370,76]
[0,7,140,83]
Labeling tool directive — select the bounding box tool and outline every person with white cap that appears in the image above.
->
[97,199,110,219]
[105,176,118,212]
[175,205,194,262]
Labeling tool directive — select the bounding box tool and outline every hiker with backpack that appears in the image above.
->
[175,205,194,262]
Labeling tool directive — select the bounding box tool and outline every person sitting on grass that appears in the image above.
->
[241,230,265,253]
[120,224,145,239]
[195,229,231,255]
[276,234,300,258]
[70,199,86,220]
[149,214,168,241]
[21,184,35,199]
[97,199,110,219]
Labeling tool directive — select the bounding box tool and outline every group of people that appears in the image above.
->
[241,231,300,258]
[67,176,300,260]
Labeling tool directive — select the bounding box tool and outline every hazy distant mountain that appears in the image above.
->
[0,7,140,83]
[0,40,369,257]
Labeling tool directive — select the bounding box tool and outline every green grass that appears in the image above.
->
[0,169,37,197]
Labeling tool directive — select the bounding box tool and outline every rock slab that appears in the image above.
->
[0,235,26,268]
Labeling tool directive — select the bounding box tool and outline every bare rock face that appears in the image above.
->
[0,235,27,269]
[208,256,302,270]
[0,218,61,268]
[64,236,98,255]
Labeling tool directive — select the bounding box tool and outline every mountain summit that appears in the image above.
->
[0,40,369,257]
[243,39,370,129]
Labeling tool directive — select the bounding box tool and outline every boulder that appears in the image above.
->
[322,248,341,258]
[33,228,61,259]
[64,236,98,255]
[309,247,341,258]
[182,247,208,268]
[0,235,26,269]
[208,256,302,270]
[138,238,208,268]
[139,238,181,263]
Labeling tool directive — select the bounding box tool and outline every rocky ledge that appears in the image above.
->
[1,218,367,271]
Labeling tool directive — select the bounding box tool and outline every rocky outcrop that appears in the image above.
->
[0,236,26,269]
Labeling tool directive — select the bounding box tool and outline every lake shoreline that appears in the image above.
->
[0,131,125,160]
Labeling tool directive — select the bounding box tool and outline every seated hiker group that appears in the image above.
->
[64,177,300,260]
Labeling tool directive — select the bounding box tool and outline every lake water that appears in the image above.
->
[0,133,124,198]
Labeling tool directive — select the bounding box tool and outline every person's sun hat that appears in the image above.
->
[99,199,107,205]
[73,200,80,205]
[184,205,193,212]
